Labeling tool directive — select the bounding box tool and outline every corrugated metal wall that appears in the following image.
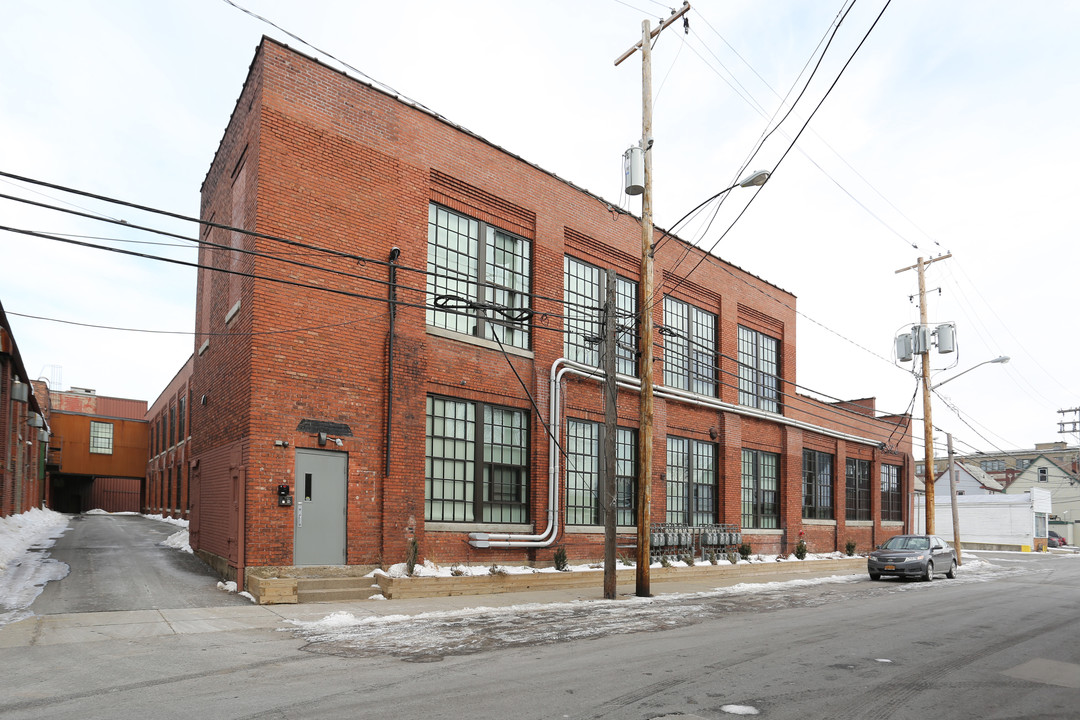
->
[87,476,142,513]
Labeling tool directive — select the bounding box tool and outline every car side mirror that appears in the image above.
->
[933,544,944,550]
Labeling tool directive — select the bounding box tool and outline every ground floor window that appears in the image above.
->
[846,457,871,521]
[742,449,779,528]
[425,396,528,523]
[666,437,717,525]
[880,464,902,521]
[802,449,833,520]
[566,420,637,526]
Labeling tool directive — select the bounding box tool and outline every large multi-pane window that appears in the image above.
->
[802,449,834,520]
[742,449,780,528]
[565,419,637,526]
[738,326,779,412]
[89,421,114,455]
[846,458,872,521]
[663,297,717,396]
[426,204,531,349]
[563,257,638,376]
[425,396,529,523]
[177,395,186,442]
[881,464,902,521]
[666,437,717,525]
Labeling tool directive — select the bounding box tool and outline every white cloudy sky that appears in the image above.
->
[1,0,1077,459]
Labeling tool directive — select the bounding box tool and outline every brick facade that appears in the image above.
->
[190,38,913,583]
[145,355,193,519]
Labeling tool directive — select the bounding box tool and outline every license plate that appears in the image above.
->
[884,565,896,571]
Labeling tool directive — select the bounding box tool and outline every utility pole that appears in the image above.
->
[616,0,691,599]
[896,253,951,535]
[603,269,618,600]
[947,433,962,565]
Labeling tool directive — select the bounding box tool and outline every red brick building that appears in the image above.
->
[190,38,913,586]
[46,388,148,513]
[0,300,48,518]
[145,355,193,520]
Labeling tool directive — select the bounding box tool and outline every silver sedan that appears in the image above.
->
[867,534,957,581]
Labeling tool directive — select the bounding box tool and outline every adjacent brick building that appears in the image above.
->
[1,299,48,518]
[190,38,913,587]
[145,355,193,520]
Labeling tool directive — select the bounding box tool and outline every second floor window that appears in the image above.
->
[738,326,779,412]
[426,204,531,349]
[663,297,717,396]
[90,421,114,455]
[563,256,637,376]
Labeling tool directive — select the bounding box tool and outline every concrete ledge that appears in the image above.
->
[377,558,863,600]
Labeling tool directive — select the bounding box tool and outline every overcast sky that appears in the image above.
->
[2,0,1077,460]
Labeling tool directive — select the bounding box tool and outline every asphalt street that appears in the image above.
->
[2,514,1079,719]
[29,513,249,614]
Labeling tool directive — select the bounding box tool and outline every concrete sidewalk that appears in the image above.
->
[0,561,865,649]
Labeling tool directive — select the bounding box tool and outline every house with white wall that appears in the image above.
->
[913,488,1052,551]
[935,462,1003,496]
[1005,455,1078,544]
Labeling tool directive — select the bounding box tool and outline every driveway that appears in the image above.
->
[30,513,248,614]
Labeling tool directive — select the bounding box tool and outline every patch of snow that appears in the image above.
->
[876,658,893,663]
[160,529,193,553]
[238,591,255,603]
[368,593,387,600]
[217,580,238,593]
[0,507,71,628]
[721,704,760,715]
[142,513,189,528]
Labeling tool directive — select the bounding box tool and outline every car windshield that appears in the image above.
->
[882,536,929,551]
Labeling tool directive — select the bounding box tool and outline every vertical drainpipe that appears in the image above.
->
[385,247,400,477]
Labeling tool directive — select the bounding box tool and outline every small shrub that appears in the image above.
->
[659,555,671,567]
[726,550,739,565]
[619,553,633,567]
[406,537,419,575]
[794,539,808,560]
[738,542,752,561]
[450,565,465,577]
[553,546,569,572]
[682,553,695,566]
[707,550,718,565]
[845,539,857,557]
[489,563,507,576]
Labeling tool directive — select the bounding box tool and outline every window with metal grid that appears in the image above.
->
[663,297,717,396]
[802,449,834,520]
[666,436,717,525]
[742,448,779,528]
[846,457,872,521]
[880,464,902,521]
[566,420,637,526]
[424,396,529,524]
[89,421,113,455]
[563,256,637,376]
[426,203,531,349]
[738,325,780,412]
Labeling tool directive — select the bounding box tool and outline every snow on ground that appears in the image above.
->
[0,507,71,627]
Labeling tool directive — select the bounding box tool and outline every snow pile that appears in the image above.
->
[720,705,760,715]
[142,513,189,528]
[0,507,70,572]
[0,507,71,627]
[160,529,193,553]
[217,580,256,603]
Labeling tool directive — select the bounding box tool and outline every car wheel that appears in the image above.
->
[923,561,934,582]
[869,572,881,581]
[946,560,957,579]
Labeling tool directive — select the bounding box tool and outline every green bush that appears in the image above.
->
[553,546,569,572]
[794,539,808,560]
[726,550,739,564]
[845,539,857,556]
[738,542,752,561]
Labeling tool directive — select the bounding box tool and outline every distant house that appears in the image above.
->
[914,488,1053,551]
[934,462,1003,496]
[1005,454,1079,529]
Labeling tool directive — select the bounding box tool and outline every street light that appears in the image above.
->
[931,355,1010,391]
[927,355,1010,562]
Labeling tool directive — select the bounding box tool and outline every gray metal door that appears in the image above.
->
[294,449,347,565]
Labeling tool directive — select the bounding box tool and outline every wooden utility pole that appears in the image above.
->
[896,253,951,535]
[603,269,618,599]
[947,433,962,565]
[616,0,690,599]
